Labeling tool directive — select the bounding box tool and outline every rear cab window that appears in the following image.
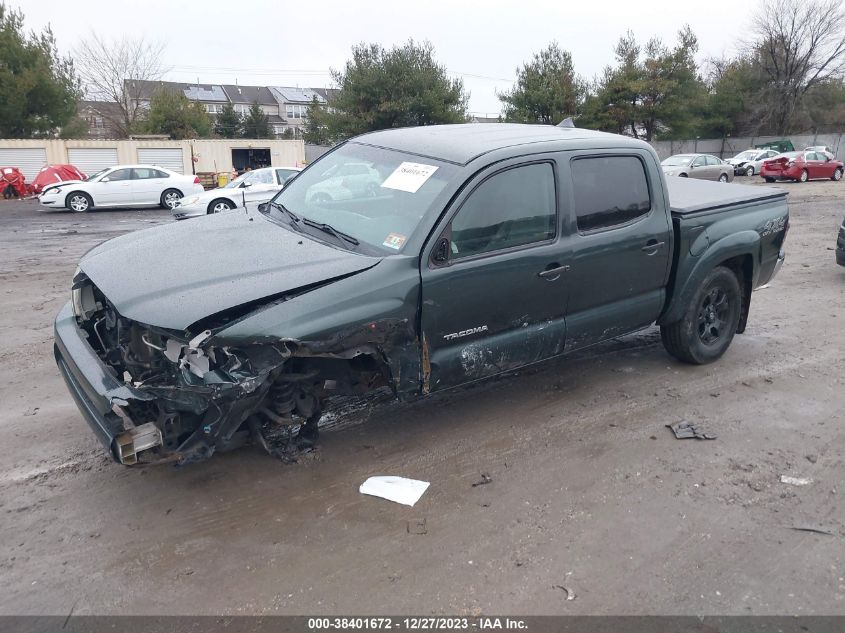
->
[570,156,651,232]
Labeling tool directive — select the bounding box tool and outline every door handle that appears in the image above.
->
[538,264,570,279]
[641,240,665,254]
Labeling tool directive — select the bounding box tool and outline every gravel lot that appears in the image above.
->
[1,178,844,616]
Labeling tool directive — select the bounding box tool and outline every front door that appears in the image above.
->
[420,159,570,391]
[93,168,133,205]
[563,152,672,351]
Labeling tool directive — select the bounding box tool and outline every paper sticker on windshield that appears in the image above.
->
[383,233,407,250]
[381,162,439,193]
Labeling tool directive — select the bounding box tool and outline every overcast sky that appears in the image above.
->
[20,0,759,115]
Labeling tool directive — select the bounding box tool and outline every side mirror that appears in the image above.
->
[241,182,252,188]
[432,237,449,264]
[257,202,269,212]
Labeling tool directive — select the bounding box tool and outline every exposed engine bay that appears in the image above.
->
[71,271,404,466]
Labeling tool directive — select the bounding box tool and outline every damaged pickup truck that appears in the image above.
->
[54,123,789,465]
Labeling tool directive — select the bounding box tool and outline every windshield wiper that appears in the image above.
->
[269,201,300,224]
[302,218,360,246]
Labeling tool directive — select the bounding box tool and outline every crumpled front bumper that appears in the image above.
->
[53,301,154,462]
[171,201,207,220]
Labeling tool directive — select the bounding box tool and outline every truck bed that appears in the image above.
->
[666,177,787,216]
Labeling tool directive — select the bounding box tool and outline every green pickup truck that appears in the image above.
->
[54,124,789,465]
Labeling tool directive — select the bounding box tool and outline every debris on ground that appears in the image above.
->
[780,475,813,486]
[666,420,717,440]
[407,518,427,535]
[471,473,493,487]
[360,476,430,506]
[789,525,835,536]
[553,585,576,601]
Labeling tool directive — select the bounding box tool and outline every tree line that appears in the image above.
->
[2,0,843,142]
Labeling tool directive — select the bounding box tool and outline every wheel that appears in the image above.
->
[745,165,755,177]
[832,168,843,181]
[66,192,92,213]
[660,266,742,365]
[718,173,728,182]
[311,193,332,204]
[160,189,183,209]
[764,177,775,183]
[207,198,235,214]
[798,169,808,183]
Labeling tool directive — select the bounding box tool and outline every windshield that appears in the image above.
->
[733,151,758,161]
[662,155,694,167]
[267,143,457,254]
[85,168,109,181]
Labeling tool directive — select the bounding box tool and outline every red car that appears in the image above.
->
[761,151,843,183]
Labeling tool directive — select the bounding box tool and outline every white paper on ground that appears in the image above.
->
[381,162,438,193]
[359,476,430,506]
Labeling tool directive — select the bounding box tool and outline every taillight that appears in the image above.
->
[193,176,200,184]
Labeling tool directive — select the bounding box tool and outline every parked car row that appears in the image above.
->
[661,148,842,185]
[36,164,301,214]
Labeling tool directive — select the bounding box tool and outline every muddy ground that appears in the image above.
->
[0,178,844,616]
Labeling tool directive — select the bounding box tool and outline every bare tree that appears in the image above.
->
[750,0,845,133]
[74,34,168,137]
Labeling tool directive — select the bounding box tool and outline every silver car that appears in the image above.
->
[726,149,780,176]
[661,154,735,182]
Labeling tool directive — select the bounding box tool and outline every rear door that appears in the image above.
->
[131,167,168,204]
[563,152,672,351]
[420,158,569,390]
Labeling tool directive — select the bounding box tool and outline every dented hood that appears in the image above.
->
[80,211,381,330]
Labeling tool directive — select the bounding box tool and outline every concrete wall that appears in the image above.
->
[305,144,332,163]
[0,138,305,174]
[650,132,845,160]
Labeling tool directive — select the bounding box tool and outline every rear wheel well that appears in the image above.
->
[717,254,753,333]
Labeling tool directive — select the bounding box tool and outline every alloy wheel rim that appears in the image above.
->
[213,202,230,212]
[164,192,180,208]
[70,196,87,211]
[697,287,730,345]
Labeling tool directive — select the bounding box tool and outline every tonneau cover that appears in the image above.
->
[666,176,787,215]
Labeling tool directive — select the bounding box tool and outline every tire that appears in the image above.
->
[832,168,843,181]
[745,165,755,177]
[798,169,808,183]
[764,177,776,183]
[207,198,235,214]
[160,188,183,209]
[66,191,92,213]
[718,173,728,183]
[660,266,742,365]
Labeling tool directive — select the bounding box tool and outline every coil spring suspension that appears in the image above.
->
[267,381,296,418]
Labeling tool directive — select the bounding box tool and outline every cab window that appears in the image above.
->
[450,163,556,260]
[571,156,651,232]
[106,168,131,181]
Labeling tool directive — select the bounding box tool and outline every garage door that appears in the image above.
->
[137,148,184,174]
[0,148,48,180]
[67,148,119,175]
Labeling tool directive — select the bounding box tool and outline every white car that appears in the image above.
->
[726,149,780,176]
[804,146,836,160]
[305,162,381,204]
[172,166,301,219]
[38,164,204,212]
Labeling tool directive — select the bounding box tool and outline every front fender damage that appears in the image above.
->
[103,315,420,466]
